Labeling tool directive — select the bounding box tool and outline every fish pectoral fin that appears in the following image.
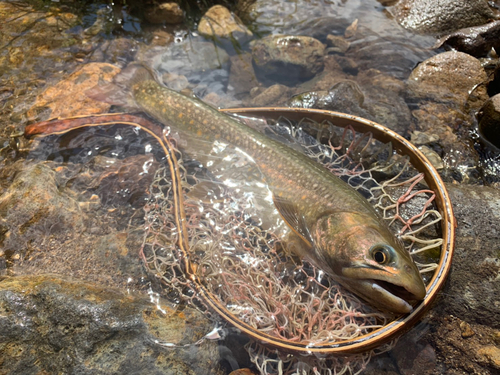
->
[273,194,314,248]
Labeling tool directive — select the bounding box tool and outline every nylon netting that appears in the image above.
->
[140,116,442,374]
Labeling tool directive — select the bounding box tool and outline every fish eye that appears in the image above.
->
[370,245,392,265]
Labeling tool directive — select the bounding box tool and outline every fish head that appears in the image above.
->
[312,211,426,314]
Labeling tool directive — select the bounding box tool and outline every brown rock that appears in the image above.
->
[252,35,325,83]
[27,63,120,121]
[144,2,184,25]
[476,345,500,369]
[460,320,476,338]
[407,51,487,108]
[198,5,252,46]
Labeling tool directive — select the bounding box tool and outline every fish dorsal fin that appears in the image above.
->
[273,194,314,248]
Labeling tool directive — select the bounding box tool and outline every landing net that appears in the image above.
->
[140,115,442,374]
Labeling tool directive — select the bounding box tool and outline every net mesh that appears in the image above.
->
[140,116,442,374]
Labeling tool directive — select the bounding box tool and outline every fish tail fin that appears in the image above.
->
[85,63,159,109]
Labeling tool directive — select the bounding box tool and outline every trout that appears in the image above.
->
[88,64,426,314]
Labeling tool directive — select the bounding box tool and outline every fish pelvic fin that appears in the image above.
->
[85,63,159,110]
[273,194,314,248]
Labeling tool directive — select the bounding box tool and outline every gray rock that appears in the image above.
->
[433,20,500,57]
[478,93,500,150]
[0,275,222,374]
[391,0,494,35]
[252,35,325,83]
[437,184,500,328]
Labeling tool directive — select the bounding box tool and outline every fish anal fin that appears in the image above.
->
[273,194,313,248]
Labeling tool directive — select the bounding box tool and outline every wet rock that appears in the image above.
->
[411,102,480,183]
[433,20,500,57]
[252,35,325,83]
[439,184,500,328]
[478,93,500,149]
[407,51,488,108]
[288,79,411,134]
[198,5,253,48]
[26,63,120,121]
[250,84,290,106]
[288,80,367,114]
[391,0,494,34]
[228,53,260,98]
[0,275,222,374]
[144,2,184,25]
[153,40,230,97]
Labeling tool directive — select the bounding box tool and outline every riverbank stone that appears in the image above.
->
[0,275,222,374]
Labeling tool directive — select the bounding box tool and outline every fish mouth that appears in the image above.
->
[341,266,426,314]
[371,279,421,302]
[364,279,424,314]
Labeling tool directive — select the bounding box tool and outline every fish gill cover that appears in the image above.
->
[140,115,443,374]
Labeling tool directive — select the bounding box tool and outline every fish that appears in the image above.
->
[87,63,426,314]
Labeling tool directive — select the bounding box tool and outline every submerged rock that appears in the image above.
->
[26,63,120,121]
[198,5,253,48]
[252,35,325,83]
[391,0,494,34]
[0,275,222,374]
[0,163,83,263]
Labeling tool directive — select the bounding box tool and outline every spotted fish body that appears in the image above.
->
[89,64,426,314]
